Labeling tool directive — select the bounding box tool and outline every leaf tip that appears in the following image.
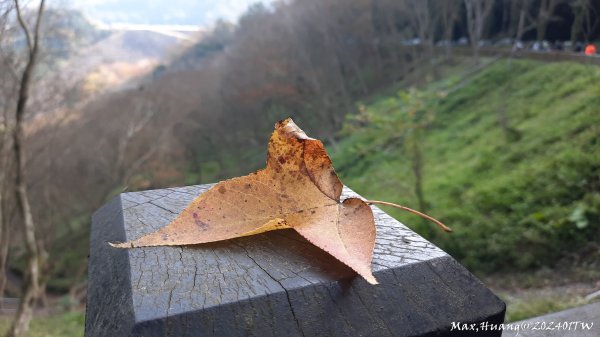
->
[108,241,130,248]
[365,274,379,285]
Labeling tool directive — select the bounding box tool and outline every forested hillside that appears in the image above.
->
[333,60,600,273]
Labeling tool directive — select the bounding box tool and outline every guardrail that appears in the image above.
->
[0,297,19,315]
[445,46,600,66]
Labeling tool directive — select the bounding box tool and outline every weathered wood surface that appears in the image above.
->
[85,184,505,337]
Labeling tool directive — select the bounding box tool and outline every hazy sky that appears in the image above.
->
[65,0,267,26]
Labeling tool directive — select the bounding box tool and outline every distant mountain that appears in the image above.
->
[65,28,200,92]
[33,27,199,107]
[77,30,192,65]
[27,9,202,131]
[41,8,110,62]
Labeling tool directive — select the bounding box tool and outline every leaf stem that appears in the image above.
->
[364,200,452,232]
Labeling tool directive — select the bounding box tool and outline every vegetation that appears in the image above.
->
[0,312,83,337]
[489,258,600,321]
[333,60,600,273]
[505,296,584,322]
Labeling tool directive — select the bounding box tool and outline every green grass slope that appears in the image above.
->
[332,60,600,273]
[0,312,83,337]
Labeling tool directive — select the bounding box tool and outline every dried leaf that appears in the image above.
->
[111,118,378,284]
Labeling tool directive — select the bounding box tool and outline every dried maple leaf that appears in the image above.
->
[111,118,451,285]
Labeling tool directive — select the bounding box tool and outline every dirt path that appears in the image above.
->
[483,252,600,322]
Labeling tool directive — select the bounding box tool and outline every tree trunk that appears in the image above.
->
[0,169,9,299]
[409,130,426,216]
[464,0,479,63]
[537,18,549,42]
[536,0,562,43]
[0,199,8,299]
[0,60,12,300]
[412,142,426,215]
[0,127,8,298]
[8,275,36,337]
[498,87,510,138]
[6,1,46,337]
[384,6,405,81]
[68,260,87,311]
[510,7,526,62]
[9,79,42,337]
[464,0,492,65]
[570,14,582,48]
[441,2,457,59]
[570,0,588,48]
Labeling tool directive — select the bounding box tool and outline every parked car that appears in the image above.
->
[456,37,468,46]
[401,38,421,46]
[478,39,493,47]
[494,38,514,47]
[436,39,452,47]
[531,40,551,51]
[513,40,524,50]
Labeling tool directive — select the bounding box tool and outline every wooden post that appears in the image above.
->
[85,184,505,336]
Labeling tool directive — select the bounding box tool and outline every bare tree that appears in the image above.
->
[0,0,15,300]
[464,0,494,63]
[437,0,461,57]
[6,0,46,336]
[570,0,597,46]
[510,0,535,56]
[0,78,13,300]
[535,0,564,42]
[404,0,436,61]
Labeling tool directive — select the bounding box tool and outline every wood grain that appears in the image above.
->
[85,185,505,337]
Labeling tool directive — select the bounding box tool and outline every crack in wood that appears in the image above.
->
[235,243,306,337]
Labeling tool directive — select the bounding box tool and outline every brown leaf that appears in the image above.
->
[111,118,378,284]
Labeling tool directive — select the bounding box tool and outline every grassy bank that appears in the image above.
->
[0,312,83,337]
[332,59,600,274]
